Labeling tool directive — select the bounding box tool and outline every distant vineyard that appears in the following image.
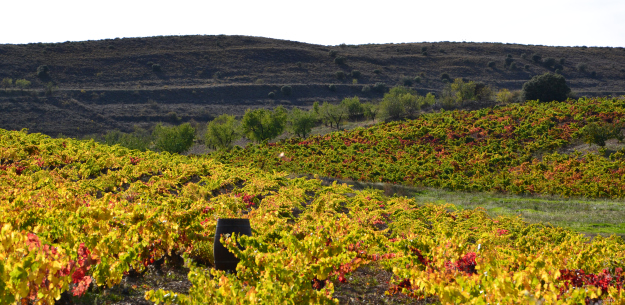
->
[1,128,624,304]
[215,97,625,198]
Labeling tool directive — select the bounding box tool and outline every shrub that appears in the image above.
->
[361,85,371,93]
[525,64,530,70]
[422,51,428,56]
[496,89,513,104]
[421,46,427,52]
[328,50,337,57]
[520,53,528,60]
[213,71,222,79]
[474,83,494,101]
[100,128,152,151]
[350,70,361,78]
[334,56,346,65]
[153,123,195,154]
[37,65,49,78]
[488,61,496,68]
[504,57,513,67]
[373,69,381,74]
[15,79,31,91]
[580,121,624,147]
[296,62,302,68]
[521,72,571,102]
[401,76,413,86]
[441,73,450,81]
[554,63,564,71]
[1,78,12,90]
[509,62,517,70]
[152,64,161,72]
[335,71,345,80]
[591,71,597,77]
[576,63,588,72]
[531,53,542,63]
[373,82,386,92]
[167,111,181,123]
[414,76,421,83]
[44,82,58,96]
[329,84,337,92]
[543,57,556,68]
[281,85,292,96]
[268,92,275,98]
[507,54,512,58]
[205,114,241,150]
[559,58,566,65]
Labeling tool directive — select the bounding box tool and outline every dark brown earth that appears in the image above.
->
[1,35,625,138]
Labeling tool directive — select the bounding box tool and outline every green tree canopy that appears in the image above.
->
[241,106,287,143]
[341,96,364,121]
[152,123,195,154]
[288,108,316,138]
[522,72,571,102]
[205,114,241,150]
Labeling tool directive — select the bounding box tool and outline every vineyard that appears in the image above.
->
[0,99,625,304]
[215,97,625,198]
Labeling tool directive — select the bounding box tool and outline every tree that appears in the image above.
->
[288,108,316,138]
[152,123,195,154]
[580,122,624,147]
[341,96,364,121]
[241,106,287,143]
[320,102,347,131]
[1,78,12,91]
[521,72,570,102]
[380,86,410,119]
[205,114,241,150]
[450,78,476,104]
[15,79,31,92]
[362,102,379,122]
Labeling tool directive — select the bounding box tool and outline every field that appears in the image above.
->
[1,97,625,304]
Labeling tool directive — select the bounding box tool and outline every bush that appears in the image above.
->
[152,64,161,72]
[44,82,58,96]
[1,78,12,90]
[559,58,566,65]
[350,70,361,78]
[341,96,365,120]
[328,50,337,57]
[507,54,512,58]
[591,71,597,77]
[441,73,450,81]
[100,127,152,151]
[521,53,528,60]
[153,123,195,154]
[496,89,513,104]
[329,84,337,92]
[334,56,346,65]
[296,62,302,68]
[576,63,588,72]
[554,63,564,71]
[532,53,542,63]
[543,57,556,68]
[421,51,428,56]
[167,111,181,123]
[373,69,381,74]
[521,72,571,102]
[281,85,292,96]
[37,65,49,78]
[401,76,413,86]
[413,76,421,83]
[205,114,241,150]
[373,82,386,92]
[504,57,513,67]
[488,61,496,68]
[335,71,345,80]
[580,121,624,147]
[268,92,275,98]
[361,85,371,93]
[421,46,427,52]
[525,64,530,70]
[509,62,517,70]
[555,69,562,75]
[15,79,31,91]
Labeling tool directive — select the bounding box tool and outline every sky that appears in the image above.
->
[2,0,624,47]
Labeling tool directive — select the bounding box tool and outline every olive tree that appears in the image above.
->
[241,106,287,143]
[205,114,241,150]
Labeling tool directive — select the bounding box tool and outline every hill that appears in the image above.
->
[1,35,625,137]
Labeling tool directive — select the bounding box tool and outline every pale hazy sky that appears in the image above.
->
[3,0,624,47]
